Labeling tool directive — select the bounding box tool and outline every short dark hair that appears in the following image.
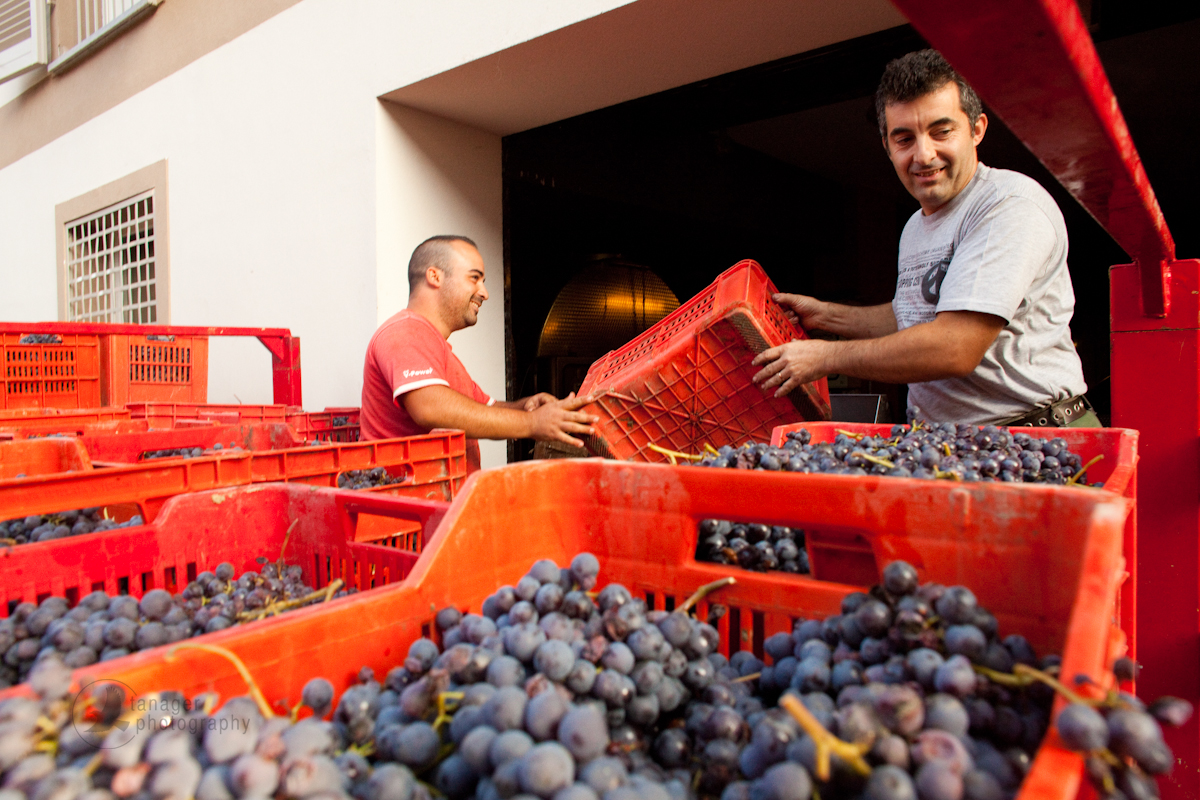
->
[407,235,478,292]
[875,49,983,138]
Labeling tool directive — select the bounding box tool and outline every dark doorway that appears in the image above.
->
[503,7,1200,460]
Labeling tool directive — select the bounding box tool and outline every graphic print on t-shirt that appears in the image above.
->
[895,245,953,329]
[921,258,951,304]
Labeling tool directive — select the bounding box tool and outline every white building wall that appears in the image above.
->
[0,0,630,467]
[375,102,505,468]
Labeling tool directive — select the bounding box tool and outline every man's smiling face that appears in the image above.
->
[438,241,489,332]
[884,81,988,215]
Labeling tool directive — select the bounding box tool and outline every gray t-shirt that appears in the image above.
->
[892,164,1086,424]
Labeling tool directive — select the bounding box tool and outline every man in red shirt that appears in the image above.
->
[361,235,597,472]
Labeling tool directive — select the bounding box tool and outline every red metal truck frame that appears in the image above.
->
[889,1,1196,796]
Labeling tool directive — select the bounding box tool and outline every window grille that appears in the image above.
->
[75,0,141,45]
[48,0,158,75]
[65,190,158,323]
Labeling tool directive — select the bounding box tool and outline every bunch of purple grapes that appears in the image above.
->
[0,555,1184,800]
[698,413,1097,485]
[0,507,145,545]
[695,521,810,575]
[338,467,406,490]
[141,443,245,461]
[0,559,345,688]
[1054,662,1191,800]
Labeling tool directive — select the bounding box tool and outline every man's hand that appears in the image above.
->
[772,293,825,330]
[751,340,832,398]
[529,393,600,448]
[519,392,558,412]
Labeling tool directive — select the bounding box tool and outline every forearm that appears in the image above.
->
[816,321,984,383]
[404,390,531,440]
[810,302,897,339]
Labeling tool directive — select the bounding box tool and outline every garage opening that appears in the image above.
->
[502,10,1200,461]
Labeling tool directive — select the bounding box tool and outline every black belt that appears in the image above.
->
[999,394,1093,428]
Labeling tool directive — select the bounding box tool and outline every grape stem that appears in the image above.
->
[732,672,761,683]
[83,751,105,776]
[679,577,736,614]
[349,740,377,758]
[279,518,299,559]
[856,452,895,469]
[835,429,865,440]
[646,442,706,465]
[237,579,344,622]
[972,663,1091,705]
[779,693,872,780]
[432,690,465,731]
[165,642,275,719]
[1066,454,1104,486]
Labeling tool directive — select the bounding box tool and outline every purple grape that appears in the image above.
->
[943,626,986,662]
[933,656,976,697]
[883,561,920,596]
[924,695,969,737]
[915,761,963,800]
[934,588,978,626]
[1149,696,1193,728]
[750,762,812,800]
[961,770,1005,800]
[1055,703,1109,752]
[865,765,917,800]
[518,742,575,799]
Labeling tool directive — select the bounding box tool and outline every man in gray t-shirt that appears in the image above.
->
[752,49,1093,426]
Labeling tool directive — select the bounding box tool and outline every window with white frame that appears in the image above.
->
[0,0,49,84]
[64,190,158,323]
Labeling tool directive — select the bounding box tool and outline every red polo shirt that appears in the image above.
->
[361,310,492,473]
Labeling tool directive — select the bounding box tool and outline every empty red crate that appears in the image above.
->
[126,402,289,428]
[101,333,209,405]
[287,407,361,442]
[54,459,1129,800]
[0,438,93,480]
[0,333,101,409]
[578,260,831,462]
[0,430,467,525]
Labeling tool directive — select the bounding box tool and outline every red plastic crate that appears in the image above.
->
[0,430,467,525]
[0,485,446,677]
[0,438,93,480]
[44,459,1129,800]
[0,333,101,409]
[100,333,209,405]
[77,422,314,464]
[769,421,1140,660]
[578,260,831,462]
[0,406,130,429]
[287,407,362,442]
[127,401,290,429]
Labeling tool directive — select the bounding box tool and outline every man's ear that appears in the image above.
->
[973,112,988,146]
[425,266,443,288]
